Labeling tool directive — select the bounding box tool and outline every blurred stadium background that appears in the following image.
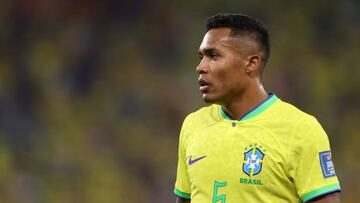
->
[0,0,359,202]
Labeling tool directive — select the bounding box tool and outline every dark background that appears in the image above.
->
[0,0,359,202]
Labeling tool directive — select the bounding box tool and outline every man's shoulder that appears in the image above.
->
[272,99,321,127]
[273,99,313,120]
[182,104,221,131]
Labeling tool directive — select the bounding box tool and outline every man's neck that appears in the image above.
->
[221,85,268,120]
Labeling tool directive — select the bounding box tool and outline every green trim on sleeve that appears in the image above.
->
[174,188,191,199]
[301,183,341,203]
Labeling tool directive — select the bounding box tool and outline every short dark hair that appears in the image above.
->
[206,13,270,67]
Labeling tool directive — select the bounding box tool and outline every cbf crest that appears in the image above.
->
[242,144,266,177]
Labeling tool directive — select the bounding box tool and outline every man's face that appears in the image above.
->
[197,28,250,105]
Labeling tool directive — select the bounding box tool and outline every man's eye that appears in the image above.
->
[199,55,203,59]
[210,54,217,59]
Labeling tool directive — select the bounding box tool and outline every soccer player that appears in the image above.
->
[174,14,341,203]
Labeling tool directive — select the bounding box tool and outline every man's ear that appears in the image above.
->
[245,55,261,73]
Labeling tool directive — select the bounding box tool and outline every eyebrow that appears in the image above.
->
[198,48,218,56]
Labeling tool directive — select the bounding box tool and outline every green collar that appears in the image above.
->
[220,94,278,121]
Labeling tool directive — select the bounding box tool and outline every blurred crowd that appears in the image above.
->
[0,0,359,202]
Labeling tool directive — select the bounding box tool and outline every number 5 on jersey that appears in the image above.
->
[212,181,227,203]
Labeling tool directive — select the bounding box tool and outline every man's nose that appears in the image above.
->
[196,59,209,74]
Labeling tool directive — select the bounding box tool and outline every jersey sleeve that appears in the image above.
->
[174,119,191,199]
[288,116,341,203]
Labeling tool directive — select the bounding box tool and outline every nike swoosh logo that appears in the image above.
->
[188,155,207,165]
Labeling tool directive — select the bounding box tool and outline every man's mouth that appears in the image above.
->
[198,78,210,93]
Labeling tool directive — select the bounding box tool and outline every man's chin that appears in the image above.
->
[202,93,218,104]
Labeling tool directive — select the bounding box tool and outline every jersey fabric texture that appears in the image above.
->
[174,94,340,203]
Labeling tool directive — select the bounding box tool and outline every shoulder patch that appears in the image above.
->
[319,150,336,178]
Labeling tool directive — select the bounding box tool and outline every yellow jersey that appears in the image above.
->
[174,94,340,203]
